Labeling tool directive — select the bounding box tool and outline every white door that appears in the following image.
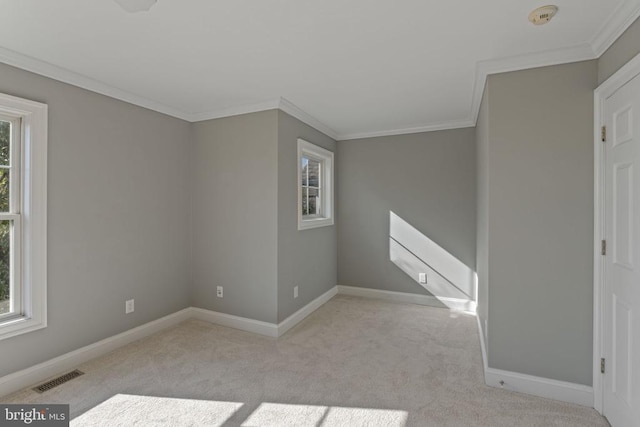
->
[603,70,640,427]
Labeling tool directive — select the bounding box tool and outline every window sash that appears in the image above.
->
[0,215,21,321]
[302,187,322,218]
[0,115,22,320]
[0,114,21,214]
[302,155,323,219]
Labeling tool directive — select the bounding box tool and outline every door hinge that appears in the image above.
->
[601,125,607,142]
[601,240,607,256]
[601,358,606,374]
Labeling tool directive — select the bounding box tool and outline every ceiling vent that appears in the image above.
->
[528,5,558,26]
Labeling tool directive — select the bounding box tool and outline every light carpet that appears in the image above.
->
[2,295,608,426]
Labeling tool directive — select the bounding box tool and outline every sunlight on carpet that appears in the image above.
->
[70,394,408,427]
[70,394,243,426]
[242,402,408,427]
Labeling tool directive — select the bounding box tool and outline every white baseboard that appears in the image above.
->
[1,288,593,409]
[0,287,340,398]
[337,285,476,313]
[484,368,594,407]
[278,286,338,336]
[476,315,488,373]
[189,307,279,338]
[190,286,338,338]
[0,308,192,399]
[475,314,593,407]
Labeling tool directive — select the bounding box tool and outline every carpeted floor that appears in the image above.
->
[2,295,609,426]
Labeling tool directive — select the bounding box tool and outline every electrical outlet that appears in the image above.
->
[217,286,223,298]
[294,286,299,299]
[418,273,427,284]
[125,299,135,314]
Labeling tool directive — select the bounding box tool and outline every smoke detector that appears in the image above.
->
[528,5,558,25]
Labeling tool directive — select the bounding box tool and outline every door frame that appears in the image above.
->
[593,51,640,414]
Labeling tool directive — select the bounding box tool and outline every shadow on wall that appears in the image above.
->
[389,211,477,311]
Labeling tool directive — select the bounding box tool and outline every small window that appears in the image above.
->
[298,139,334,230]
[0,92,47,341]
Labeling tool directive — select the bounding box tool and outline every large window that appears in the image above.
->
[0,92,47,341]
[297,138,333,230]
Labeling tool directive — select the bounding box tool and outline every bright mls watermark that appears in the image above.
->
[1,405,69,426]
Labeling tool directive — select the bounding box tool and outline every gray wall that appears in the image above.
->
[475,84,489,347]
[0,63,192,378]
[277,111,337,322]
[483,61,597,385]
[4,15,632,382]
[598,16,640,84]
[337,129,476,297]
[191,111,279,323]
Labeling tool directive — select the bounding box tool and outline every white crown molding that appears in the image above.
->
[1,0,638,140]
[469,43,597,124]
[278,97,339,141]
[188,99,281,123]
[192,0,640,140]
[339,0,640,139]
[190,97,339,140]
[336,119,475,141]
[339,41,598,141]
[590,0,640,57]
[0,45,192,121]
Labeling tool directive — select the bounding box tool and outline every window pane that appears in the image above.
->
[0,168,8,212]
[308,188,319,216]
[302,187,308,216]
[301,158,308,186]
[308,159,320,187]
[0,121,9,166]
[0,220,10,315]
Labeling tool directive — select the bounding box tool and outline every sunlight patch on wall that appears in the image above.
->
[390,211,476,308]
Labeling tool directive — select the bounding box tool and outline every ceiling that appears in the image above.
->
[0,0,639,140]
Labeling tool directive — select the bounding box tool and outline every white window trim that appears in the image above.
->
[297,138,334,230]
[0,92,47,341]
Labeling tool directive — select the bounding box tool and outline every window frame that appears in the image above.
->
[297,138,334,230]
[0,92,47,341]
